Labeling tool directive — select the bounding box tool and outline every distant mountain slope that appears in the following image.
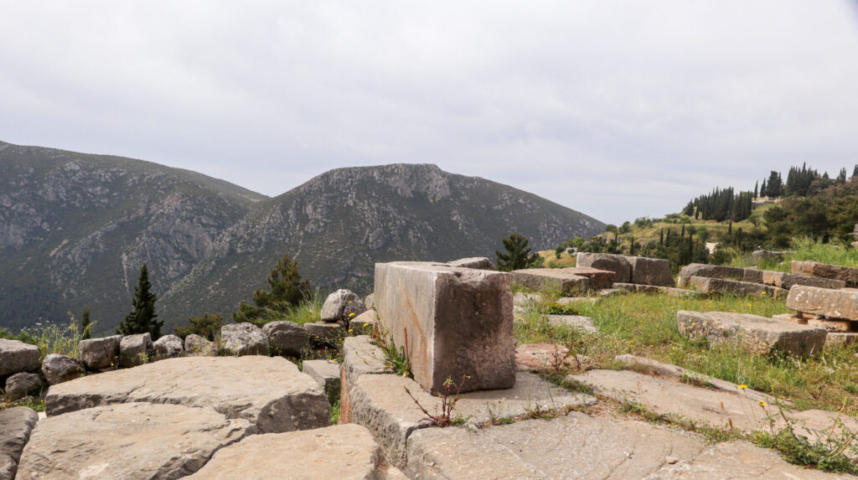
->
[0,140,604,334]
[160,164,604,324]
[0,140,267,333]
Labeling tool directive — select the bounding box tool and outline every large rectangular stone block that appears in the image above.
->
[786,285,858,321]
[576,253,631,283]
[628,256,675,287]
[510,268,595,293]
[689,276,768,297]
[792,261,858,287]
[374,262,515,393]
[761,271,846,290]
[677,264,746,288]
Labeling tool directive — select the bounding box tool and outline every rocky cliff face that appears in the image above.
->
[0,141,604,333]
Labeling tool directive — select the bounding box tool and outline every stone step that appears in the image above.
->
[760,270,846,290]
[689,276,786,299]
[787,285,858,322]
[792,260,858,287]
[677,263,747,288]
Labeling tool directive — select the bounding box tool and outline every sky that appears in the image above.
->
[1,2,858,225]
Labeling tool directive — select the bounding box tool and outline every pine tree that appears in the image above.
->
[495,233,539,272]
[117,264,163,339]
[233,255,312,326]
[81,306,92,340]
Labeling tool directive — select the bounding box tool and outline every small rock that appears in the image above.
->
[262,321,310,356]
[119,333,153,368]
[0,339,40,377]
[4,372,44,401]
[184,334,218,356]
[152,334,184,361]
[79,335,121,370]
[41,354,84,386]
[221,323,269,356]
[320,289,367,323]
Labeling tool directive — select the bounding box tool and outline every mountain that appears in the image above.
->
[0,141,604,334]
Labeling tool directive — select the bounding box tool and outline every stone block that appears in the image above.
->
[45,356,329,434]
[119,333,152,368]
[546,315,597,333]
[772,313,808,325]
[41,354,84,386]
[677,310,827,357]
[792,260,858,286]
[613,283,705,298]
[184,334,217,356]
[510,268,590,294]
[808,318,855,332]
[576,252,632,283]
[0,339,40,378]
[689,276,769,297]
[221,323,269,356]
[18,403,250,480]
[262,321,310,356]
[786,285,858,321]
[628,256,675,286]
[677,263,746,288]
[349,309,377,335]
[374,262,515,393]
[303,359,341,402]
[761,271,846,290]
[79,335,120,371]
[827,332,858,347]
[4,373,43,401]
[0,407,38,480]
[321,289,367,323]
[152,334,184,361]
[447,257,496,270]
[184,424,383,480]
[743,268,764,284]
[304,322,344,346]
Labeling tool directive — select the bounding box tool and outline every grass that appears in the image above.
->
[515,290,858,415]
[732,237,858,271]
[1,315,90,361]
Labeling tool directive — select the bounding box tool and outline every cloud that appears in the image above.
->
[1,1,857,223]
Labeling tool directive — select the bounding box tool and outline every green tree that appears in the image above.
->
[233,255,312,326]
[81,306,93,340]
[117,264,163,339]
[495,233,540,272]
[174,313,222,341]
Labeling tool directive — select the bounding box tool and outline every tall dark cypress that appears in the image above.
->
[117,264,162,339]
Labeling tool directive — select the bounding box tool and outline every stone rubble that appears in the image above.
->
[40,354,84,386]
[152,334,184,361]
[119,333,153,368]
[78,335,120,370]
[221,323,269,356]
[0,339,40,378]
[262,320,310,356]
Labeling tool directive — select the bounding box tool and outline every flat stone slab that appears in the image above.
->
[375,262,515,393]
[45,356,329,434]
[555,296,599,306]
[547,315,597,333]
[677,263,746,288]
[792,260,858,287]
[406,411,708,479]
[677,310,827,357]
[689,276,772,297]
[346,370,595,469]
[0,407,38,480]
[185,424,384,480]
[614,283,706,298]
[787,285,858,321]
[511,268,591,294]
[577,252,632,283]
[516,343,584,372]
[18,403,250,480]
[761,271,846,290]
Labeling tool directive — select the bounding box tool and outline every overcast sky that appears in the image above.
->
[2,2,857,224]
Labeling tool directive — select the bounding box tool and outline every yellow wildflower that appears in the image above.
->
[363,323,369,327]
[737,384,748,390]
[759,400,767,407]
[349,312,356,317]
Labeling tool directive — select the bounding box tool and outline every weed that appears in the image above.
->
[330,399,341,425]
[372,325,412,378]
[404,375,468,427]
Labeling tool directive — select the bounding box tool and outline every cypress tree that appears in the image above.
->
[117,264,163,339]
[81,306,92,340]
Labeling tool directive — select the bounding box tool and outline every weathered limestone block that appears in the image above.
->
[628,256,675,286]
[349,309,377,335]
[406,412,707,480]
[45,356,329,434]
[41,354,84,385]
[4,372,44,401]
[119,333,152,368]
[677,310,827,357]
[304,322,343,345]
[761,271,845,290]
[743,268,764,284]
[79,335,121,370]
[221,323,269,356]
[152,334,184,361]
[321,289,367,323]
[792,260,858,286]
[184,334,217,356]
[677,263,745,288]
[576,252,632,283]
[0,407,38,480]
[0,339,40,377]
[18,403,250,480]
[185,424,383,480]
[375,262,515,393]
[262,320,310,356]
[447,257,496,270]
[689,276,769,297]
[786,285,858,321]
[511,269,590,294]
[303,359,341,402]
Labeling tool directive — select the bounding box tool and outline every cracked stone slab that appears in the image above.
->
[185,424,383,480]
[17,403,250,480]
[547,315,597,333]
[45,356,329,434]
[0,407,38,480]
[406,412,707,479]
[347,371,595,470]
